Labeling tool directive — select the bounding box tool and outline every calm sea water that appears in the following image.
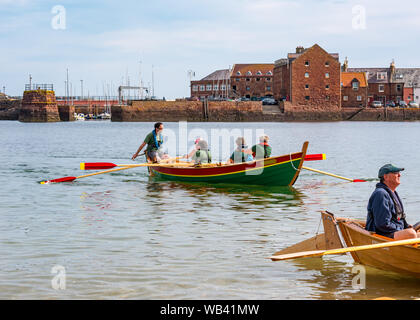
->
[0,120,419,300]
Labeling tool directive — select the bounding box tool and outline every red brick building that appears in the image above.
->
[347,61,406,105]
[341,72,368,107]
[230,64,274,99]
[273,44,341,108]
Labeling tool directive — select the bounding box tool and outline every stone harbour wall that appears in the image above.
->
[19,90,61,122]
[0,99,20,120]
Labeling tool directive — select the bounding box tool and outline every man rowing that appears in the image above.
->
[366,164,420,240]
[132,122,166,163]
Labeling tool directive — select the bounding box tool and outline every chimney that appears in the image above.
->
[390,59,396,77]
[296,46,304,54]
[342,57,348,72]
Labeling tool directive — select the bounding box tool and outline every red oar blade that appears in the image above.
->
[80,162,117,170]
[39,176,77,184]
[304,154,326,161]
[353,179,367,182]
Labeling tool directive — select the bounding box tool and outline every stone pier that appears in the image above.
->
[19,89,61,122]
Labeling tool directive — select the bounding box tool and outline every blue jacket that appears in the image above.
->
[366,183,409,237]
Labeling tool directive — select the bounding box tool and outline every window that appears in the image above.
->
[325,72,330,78]
[379,85,385,92]
[256,71,262,75]
[246,86,250,91]
[305,96,310,101]
[352,81,359,90]
[304,72,309,78]
[305,84,309,89]
[326,85,330,90]
[246,71,252,76]
[343,96,348,101]
[266,86,271,91]
[200,85,205,91]
[236,71,241,76]
[246,78,251,82]
[357,96,362,101]
[220,84,226,90]
[305,61,310,66]
[256,78,260,82]
[325,96,330,101]
[377,72,387,80]
[325,61,330,67]
[266,71,272,75]
[213,84,219,91]
[206,84,212,91]
[397,84,402,91]
[266,77,271,82]
[236,78,240,82]
[192,85,198,92]
[232,85,236,91]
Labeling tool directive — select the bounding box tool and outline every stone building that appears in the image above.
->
[273,44,341,108]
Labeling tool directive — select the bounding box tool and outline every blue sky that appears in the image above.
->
[1,0,420,99]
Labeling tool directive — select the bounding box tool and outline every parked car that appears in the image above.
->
[385,101,396,108]
[262,97,277,105]
[398,101,408,108]
[409,102,419,108]
[370,101,383,108]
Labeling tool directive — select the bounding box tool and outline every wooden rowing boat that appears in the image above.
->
[335,213,420,278]
[148,141,308,186]
[272,211,420,278]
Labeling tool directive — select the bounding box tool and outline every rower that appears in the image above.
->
[251,135,272,159]
[191,140,211,165]
[184,137,202,160]
[131,122,167,163]
[228,137,253,163]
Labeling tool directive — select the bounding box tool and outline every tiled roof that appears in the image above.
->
[200,69,231,81]
[341,72,367,87]
[231,64,274,76]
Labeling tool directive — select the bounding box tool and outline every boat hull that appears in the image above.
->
[150,142,308,186]
[338,220,420,278]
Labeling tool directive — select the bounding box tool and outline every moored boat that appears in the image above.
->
[149,141,309,186]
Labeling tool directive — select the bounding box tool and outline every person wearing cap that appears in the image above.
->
[184,137,202,160]
[251,135,272,159]
[366,164,420,240]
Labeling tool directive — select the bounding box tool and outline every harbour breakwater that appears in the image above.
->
[3,94,420,122]
[111,100,420,122]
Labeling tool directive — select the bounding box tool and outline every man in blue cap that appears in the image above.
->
[366,164,420,240]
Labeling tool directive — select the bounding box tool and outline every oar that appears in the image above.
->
[304,153,326,161]
[80,161,198,170]
[270,237,420,261]
[302,166,366,182]
[39,166,132,184]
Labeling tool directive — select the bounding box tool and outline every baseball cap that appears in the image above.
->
[378,164,404,178]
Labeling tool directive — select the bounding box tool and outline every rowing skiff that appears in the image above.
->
[148,141,309,186]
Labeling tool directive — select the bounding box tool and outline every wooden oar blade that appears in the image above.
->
[271,238,420,261]
[271,250,326,261]
[80,162,117,170]
[39,176,77,184]
[304,153,326,161]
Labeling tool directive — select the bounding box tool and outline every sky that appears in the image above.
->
[1,0,420,99]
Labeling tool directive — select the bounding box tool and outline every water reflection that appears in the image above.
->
[144,180,306,210]
[290,257,420,300]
